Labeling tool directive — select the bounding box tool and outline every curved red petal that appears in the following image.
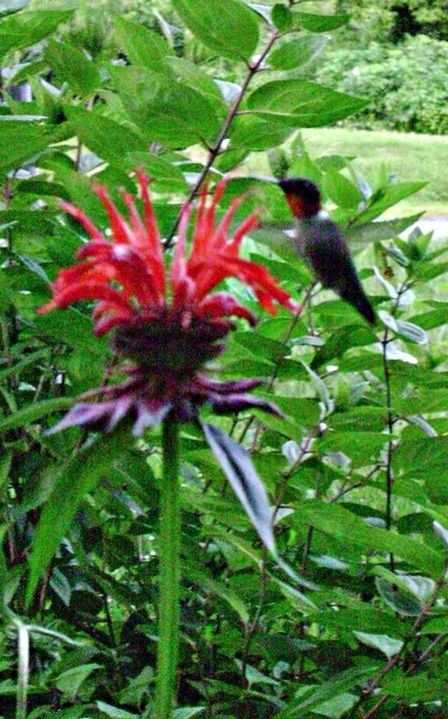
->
[93,184,134,245]
[59,201,104,242]
[51,282,133,312]
[199,292,256,326]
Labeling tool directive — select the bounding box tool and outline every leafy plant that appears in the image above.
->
[1,2,448,719]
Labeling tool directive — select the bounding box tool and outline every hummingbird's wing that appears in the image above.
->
[302,217,355,289]
[301,218,376,324]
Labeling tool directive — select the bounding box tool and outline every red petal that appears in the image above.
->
[199,292,256,326]
[93,184,134,245]
[135,170,163,261]
[51,283,133,311]
[228,211,260,253]
[59,201,104,242]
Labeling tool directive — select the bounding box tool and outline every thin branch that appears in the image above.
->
[381,280,412,570]
[164,29,280,249]
[347,565,447,719]
[238,283,311,447]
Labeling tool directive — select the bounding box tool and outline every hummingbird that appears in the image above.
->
[278,177,376,325]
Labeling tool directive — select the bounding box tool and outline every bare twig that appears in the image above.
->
[164,29,280,249]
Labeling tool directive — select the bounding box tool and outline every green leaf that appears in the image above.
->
[383,673,448,702]
[234,332,288,363]
[183,563,249,624]
[296,501,444,576]
[354,182,427,225]
[96,702,138,719]
[171,0,259,61]
[269,34,329,70]
[291,11,350,32]
[393,437,448,480]
[345,213,424,247]
[395,319,428,345]
[111,67,220,147]
[167,57,225,114]
[375,576,426,616]
[353,632,403,659]
[0,121,53,176]
[114,17,173,71]
[0,9,74,61]
[126,152,188,192]
[277,666,379,717]
[26,426,130,604]
[44,40,101,96]
[172,709,205,719]
[272,3,292,32]
[247,80,368,127]
[231,116,293,150]
[55,663,101,700]
[305,607,405,637]
[0,348,48,382]
[322,168,363,208]
[312,324,376,368]
[66,106,148,164]
[0,397,74,433]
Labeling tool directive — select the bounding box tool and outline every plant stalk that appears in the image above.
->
[154,414,181,719]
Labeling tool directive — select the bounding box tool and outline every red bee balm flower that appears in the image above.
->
[40,173,300,435]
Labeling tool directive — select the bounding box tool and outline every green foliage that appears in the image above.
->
[1,1,448,718]
[315,34,448,135]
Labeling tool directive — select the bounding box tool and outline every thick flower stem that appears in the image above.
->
[154,414,181,719]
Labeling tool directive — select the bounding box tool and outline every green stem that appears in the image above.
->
[154,414,181,719]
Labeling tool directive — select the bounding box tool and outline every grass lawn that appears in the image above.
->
[249,128,448,218]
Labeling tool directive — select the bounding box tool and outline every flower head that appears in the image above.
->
[41,173,299,435]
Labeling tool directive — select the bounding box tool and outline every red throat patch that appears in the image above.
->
[285,194,320,218]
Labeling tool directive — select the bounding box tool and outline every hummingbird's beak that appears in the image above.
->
[244,175,278,184]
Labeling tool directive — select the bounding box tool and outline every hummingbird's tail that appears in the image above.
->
[339,283,376,325]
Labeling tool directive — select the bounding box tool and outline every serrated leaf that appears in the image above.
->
[311,324,376,369]
[291,11,350,32]
[269,34,329,71]
[0,9,74,61]
[114,17,172,71]
[344,213,424,246]
[45,40,101,96]
[247,80,368,127]
[0,121,53,176]
[66,106,148,164]
[277,666,379,717]
[0,397,74,433]
[231,116,293,150]
[171,0,259,61]
[295,501,444,576]
[111,67,220,147]
[354,182,427,225]
[322,168,363,208]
